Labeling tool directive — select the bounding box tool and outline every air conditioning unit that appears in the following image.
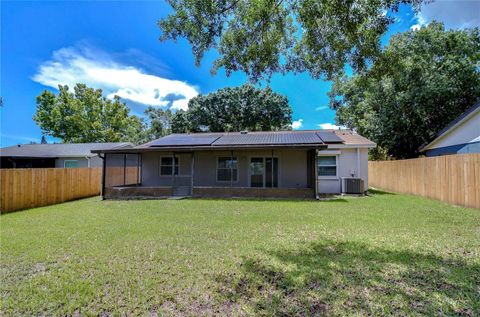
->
[341,177,364,194]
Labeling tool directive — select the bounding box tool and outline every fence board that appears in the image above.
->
[369,153,480,209]
[0,167,102,214]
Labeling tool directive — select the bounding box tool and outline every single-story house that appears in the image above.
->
[0,142,132,168]
[93,130,376,199]
[419,101,480,156]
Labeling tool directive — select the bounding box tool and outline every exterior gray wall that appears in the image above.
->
[55,156,102,168]
[317,148,369,193]
[140,149,310,188]
[139,147,369,194]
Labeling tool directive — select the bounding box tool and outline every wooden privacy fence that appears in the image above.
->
[369,153,480,209]
[1,167,102,213]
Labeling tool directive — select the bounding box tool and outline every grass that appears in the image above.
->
[1,191,479,316]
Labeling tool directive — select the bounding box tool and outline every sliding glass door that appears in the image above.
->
[250,157,278,188]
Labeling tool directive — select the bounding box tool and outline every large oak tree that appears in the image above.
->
[172,84,292,132]
[34,84,146,143]
[159,0,424,81]
[330,23,480,159]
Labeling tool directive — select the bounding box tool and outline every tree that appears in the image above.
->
[171,110,190,133]
[40,136,47,144]
[34,84,147,144]
[159,0,424,81]
[330,23,480,159]
[172,84,292,132]
[144,106,174,139]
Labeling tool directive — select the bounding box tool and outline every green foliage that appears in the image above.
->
[172,84,292,132]
[171,109,190,133]
[144,106,174,139]
[330,23,480,158]
[34,84,147,144]
[1,194,479,315]
[159,0,424,81]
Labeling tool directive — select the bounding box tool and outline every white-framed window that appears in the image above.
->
[217,157,238,182]
[317,155,337,177]
[159,156,179,176]
[64,160,78,168]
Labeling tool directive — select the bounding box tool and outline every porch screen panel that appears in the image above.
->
[265,158,278,188]
[125,154,140,185]
[105,154,126,188]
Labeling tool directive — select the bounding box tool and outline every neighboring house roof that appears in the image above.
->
[93,130,375,153]
[419,101,480,152]
[0,142,133,158]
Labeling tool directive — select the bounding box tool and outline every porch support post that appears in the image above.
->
[136,153,141,186]
[230,150,234,187]
[123,154,127,186]
[271,149,274,188]
[191,152,195,196]
[314,149,319,199]
[171,152,176,195]
[100,153,106,200]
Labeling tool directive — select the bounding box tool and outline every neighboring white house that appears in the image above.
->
[0,142,132,168]
[420,101,480,157]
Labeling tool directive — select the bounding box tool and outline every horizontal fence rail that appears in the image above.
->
[369,153,480,209]
[0,167,102,214]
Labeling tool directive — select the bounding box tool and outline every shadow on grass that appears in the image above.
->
[368,188,396,195]
[216,240,479,316]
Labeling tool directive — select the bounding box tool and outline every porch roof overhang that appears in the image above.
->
[92,143,328,154]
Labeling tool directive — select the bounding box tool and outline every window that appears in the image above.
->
[317,156,337,177]
[160,157,179,175]
[64,160,78,168]
[217,157,238,182]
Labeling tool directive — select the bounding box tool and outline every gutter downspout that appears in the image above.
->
[85,156,91,168]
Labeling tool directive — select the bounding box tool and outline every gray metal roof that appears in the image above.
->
[143,130,345,149]
[212,131,325,146]
[0,142,133,158]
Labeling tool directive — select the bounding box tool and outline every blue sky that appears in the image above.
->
[1,1,478,146]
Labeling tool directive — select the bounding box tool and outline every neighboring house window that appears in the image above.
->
[217,157,238,182]
[160,157,179,175]
[64,160,78,168]
[317,156,337,177]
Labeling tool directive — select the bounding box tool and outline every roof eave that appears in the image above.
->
[419,102,480,152]
[92,143,328,154]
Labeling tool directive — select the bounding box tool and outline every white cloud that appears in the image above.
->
[318,123,343,130]
[32,45,199,110]
[315,105,329,111]
[291,119,303,129]
[412,1,480,30]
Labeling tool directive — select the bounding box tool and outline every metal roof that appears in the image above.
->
[92,130,376,153]
[212,131,323,146]
[0,142,133,158]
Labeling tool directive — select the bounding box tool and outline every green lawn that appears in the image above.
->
[1,191,479,316]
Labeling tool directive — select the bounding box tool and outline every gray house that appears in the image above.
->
[94,130,376,199]
[0,142,132,168]
[419,101,480,156]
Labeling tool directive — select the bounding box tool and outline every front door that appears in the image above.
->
[249,157,278,187]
